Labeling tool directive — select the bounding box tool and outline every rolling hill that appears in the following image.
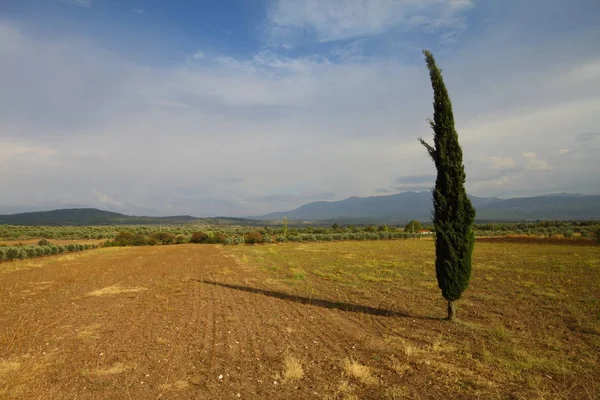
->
[258,192,600,223]
[0,208,259,226]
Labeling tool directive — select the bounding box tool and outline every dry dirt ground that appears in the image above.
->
[1,242,598,399]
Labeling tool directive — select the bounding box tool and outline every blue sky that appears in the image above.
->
[1,0,599,216]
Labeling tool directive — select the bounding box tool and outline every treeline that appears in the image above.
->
[1,221,598,242]
[473,220,600,238]
[0,240,98,262]
[0,224,416,241]
[103,229,430,247]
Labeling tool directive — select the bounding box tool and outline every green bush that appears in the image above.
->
[214,232,229,244]
[38,239,51,246]
[244,231,263,245]
[150,232,176,245]
[190,232,210,244]
[5,247,15,260]
[26,246,37,258]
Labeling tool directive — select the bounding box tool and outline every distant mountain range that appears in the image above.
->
[0,208,257,226]
[0,193,598,226]
[258,192,600,223]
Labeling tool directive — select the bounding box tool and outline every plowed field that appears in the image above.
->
[1,242,599,399]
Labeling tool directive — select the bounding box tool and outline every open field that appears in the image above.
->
[1,241,598,399]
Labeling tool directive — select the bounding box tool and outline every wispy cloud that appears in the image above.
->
[490,157,516,170]
[522,152,551,171]
[394,174,436,185]
[1,0,599,216]
[267,0,473,46]
[93,190,123,208]
[61,0,92,8]
[577,132,600,142]
[133,8,145,14]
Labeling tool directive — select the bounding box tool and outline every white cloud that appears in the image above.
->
[93,190,123,208]
[490,156,516,170]
[522,152,551,171]
[192,51,204,59]
[267,0,473,45]
[0,9,599,216]
[61,0,92,7]
[0,141,58,161]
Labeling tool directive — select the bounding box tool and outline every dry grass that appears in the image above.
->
[282,353,304,382]
[0,361,21,375]
[85,284,148,297]
[82,362,134,376]
[385,385,408,400]
[159,380,189,390]
[76,323,102,339]
[332,381,360,400]
[225,240,600,399]
[1,241,598,400]
[342,358,379,386]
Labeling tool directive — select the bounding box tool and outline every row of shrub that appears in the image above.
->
[0,243,98,262]
[102,229,434,247]
[2,221,598,243]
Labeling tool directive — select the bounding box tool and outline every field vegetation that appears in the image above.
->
[0,220,598,244]
[224,240,600,398]
[0,238,598,399]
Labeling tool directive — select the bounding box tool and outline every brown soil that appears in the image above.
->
[1,243,598,399]
[0,245,412,399]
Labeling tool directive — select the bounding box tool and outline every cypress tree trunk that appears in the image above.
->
[419,50,476,321]
[447,301,455,321]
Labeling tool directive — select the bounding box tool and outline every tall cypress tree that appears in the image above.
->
[419,50,476,320]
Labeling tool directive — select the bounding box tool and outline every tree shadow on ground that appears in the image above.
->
[195,279,439,320]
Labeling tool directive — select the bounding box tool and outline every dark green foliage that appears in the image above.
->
[38,239,51,246]
[419,50,476,314]
[405,220,423,233]
[244,231,263,245]
[150,231,176,245]
[212,232,228,244]
[190,232,210,244]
